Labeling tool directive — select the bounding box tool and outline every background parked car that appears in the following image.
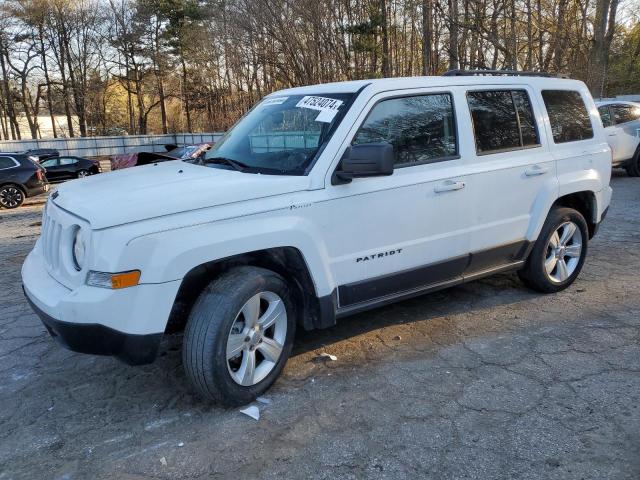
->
[596,101,640,176]
[39,156,101,182]
[0,153,49,209]
[110,142,213,170]
[25,148,59,163]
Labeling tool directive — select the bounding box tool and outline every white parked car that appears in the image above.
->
[596,100,640,175]
[22,71,612,404]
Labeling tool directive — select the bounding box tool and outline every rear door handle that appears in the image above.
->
[524,165,549,176]
[434,180,465,193]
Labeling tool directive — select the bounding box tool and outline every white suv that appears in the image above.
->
[22,72,612,405]
[596,100,640,176]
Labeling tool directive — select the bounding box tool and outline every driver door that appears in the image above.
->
[314,89,472,309]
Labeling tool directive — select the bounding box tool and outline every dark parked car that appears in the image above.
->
[0,153,49,209]
[25,148,59,163]
[110,142,213,170]
[39,155,101,181]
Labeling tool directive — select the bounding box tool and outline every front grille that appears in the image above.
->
[41,207,62,271]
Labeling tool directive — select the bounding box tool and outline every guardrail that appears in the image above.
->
[0,133,224,158]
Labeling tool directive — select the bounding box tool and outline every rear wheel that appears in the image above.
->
[77,169,90,179]
[518,207,588,293]
[182,266,296,405]
[0,184,25,209]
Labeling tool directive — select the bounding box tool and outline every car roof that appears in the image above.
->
[269,75,588,97]
[596,100,640,107]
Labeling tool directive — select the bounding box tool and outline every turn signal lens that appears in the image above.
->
[111,271,141,289]
[87,270,140,289]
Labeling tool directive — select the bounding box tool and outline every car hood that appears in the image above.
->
[52,160,311,229]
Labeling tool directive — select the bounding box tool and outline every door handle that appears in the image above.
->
[524,165,549,176]
[434,180,465,193]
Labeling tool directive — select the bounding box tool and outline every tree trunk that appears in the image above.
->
[380,0,391,76]
[38,25,57,138]
[180,57,192,132]
[422,0,433,75]
[448,0,459,70]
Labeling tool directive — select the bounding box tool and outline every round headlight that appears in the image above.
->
[72,228,86,271]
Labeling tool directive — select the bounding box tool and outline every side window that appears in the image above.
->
[467,90,540,153]
[0,157,17,169]
[598,106,613,128]
[352,93,457,166]
[40,158,58,168]
[541,90,594,143]
[612,105,640,125]
[59,157,77,165]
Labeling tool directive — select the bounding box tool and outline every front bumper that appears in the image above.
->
[21,243,180,365]
[24,289,162,365]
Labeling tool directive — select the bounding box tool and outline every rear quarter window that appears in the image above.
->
[0,157,17,170]
[542,90,594,143]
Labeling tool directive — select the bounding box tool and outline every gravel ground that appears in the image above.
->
[1,172,639,480]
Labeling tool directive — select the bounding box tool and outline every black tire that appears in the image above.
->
[518,207,589,293]
[0,184,25,209]
[182,266,296,405]
[625,147,640,177]
[76,169,90,179]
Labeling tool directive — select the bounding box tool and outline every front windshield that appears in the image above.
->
[202,93,354,175]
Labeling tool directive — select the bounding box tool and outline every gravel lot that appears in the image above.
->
[1,173,639,480]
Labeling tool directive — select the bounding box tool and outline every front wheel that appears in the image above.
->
[518,207,588,293]
[182,267,296,405]
[0,184,25,209]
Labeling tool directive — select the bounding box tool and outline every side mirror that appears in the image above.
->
[332,142,395,185]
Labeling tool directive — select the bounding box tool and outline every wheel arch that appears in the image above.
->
[165,246,334,335]
[552,190,597,238]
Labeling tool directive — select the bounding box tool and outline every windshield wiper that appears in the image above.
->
[204,156,251,172]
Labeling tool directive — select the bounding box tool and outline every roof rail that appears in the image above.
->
[442,69,568,79]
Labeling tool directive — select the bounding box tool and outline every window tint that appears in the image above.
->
[249,107,321,154]
[352,93,457,166]
[40,158,58,168]
[59,157,77,165]
[541,90,594,143]
[612,105,640,125]
[513,90,539,147]
[467,90,540,153]
[0,157,16,169]
[598,106,612,128]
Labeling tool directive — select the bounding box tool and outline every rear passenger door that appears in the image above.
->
[461,86,556,275]
[598,105,625,164]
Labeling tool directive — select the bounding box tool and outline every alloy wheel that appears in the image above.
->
[544,221,583,283]
[0,186,23,208]
[226,291,287,386]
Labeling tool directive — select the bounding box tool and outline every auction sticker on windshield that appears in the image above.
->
[261,97,288,106]
[296,96,344,122]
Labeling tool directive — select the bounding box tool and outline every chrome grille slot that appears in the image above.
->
[51,223,62,270]
[41,208,61,271]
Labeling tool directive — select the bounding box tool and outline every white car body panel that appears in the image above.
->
[596,100,640,166]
